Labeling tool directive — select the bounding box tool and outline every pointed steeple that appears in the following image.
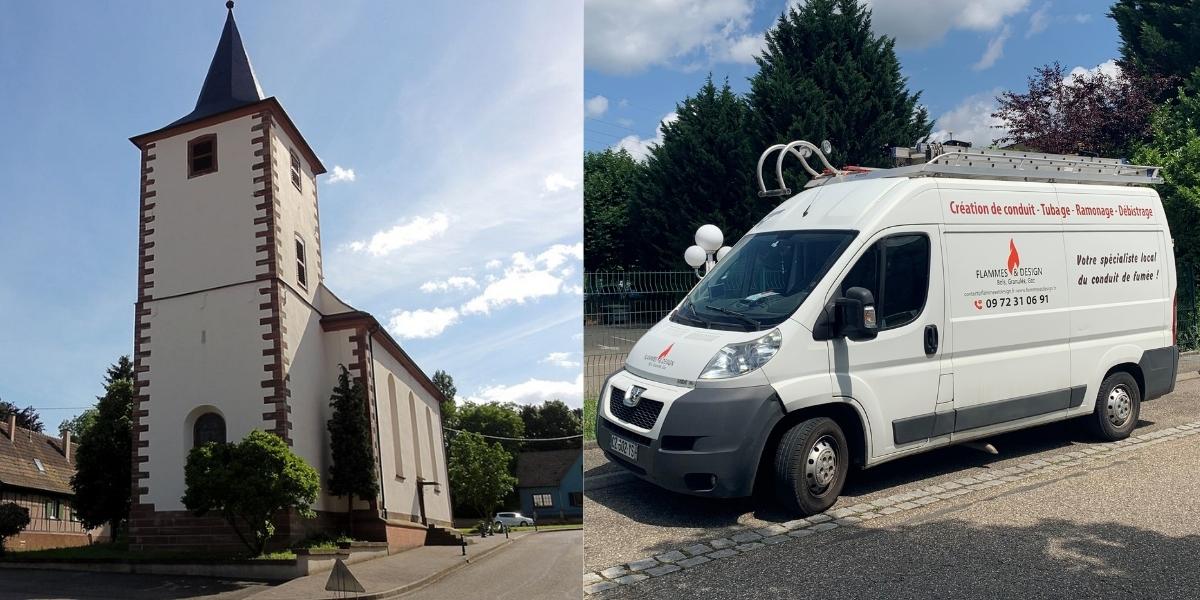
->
[168,1,265,128]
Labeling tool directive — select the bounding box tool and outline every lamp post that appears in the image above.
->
[684,224,732,278]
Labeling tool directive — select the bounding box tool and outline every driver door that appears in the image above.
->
[826,225,947,457]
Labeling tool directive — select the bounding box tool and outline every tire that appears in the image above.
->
[773,417,849,515]
[494,521,504,529]
[1086,371,1141,441]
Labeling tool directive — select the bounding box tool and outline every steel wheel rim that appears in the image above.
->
[805,435,838,494]
[1107,385,1133,427]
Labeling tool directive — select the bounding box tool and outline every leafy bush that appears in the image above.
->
[182,430,320,556]
[0,503,31,555]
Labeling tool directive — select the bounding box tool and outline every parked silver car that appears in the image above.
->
[493,511,535,528]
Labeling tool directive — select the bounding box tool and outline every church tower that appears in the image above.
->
[127,3,452,552]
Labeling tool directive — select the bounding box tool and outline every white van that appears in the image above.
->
[596,142,1179,515]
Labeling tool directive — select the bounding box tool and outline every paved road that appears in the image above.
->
[403,530,583,600]
[0,570,266,600]
[598,422,1200,599]
[585,375,1200,573]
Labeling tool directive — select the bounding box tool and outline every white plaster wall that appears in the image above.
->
[372,346,452,524]
[147,115,261,298]
[283,288,341,512]
[270,127,322,303]
[141,284,272,510]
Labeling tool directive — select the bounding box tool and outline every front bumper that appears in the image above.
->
[595,371,784,497]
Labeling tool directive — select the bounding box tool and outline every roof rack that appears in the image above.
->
[756,140,1163,197]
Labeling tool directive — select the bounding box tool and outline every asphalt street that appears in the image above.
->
[0,570,266,600]
[585,375,1200,591]
[403,530,583,600]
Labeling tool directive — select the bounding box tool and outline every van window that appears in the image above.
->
[841,233,930,330]
[676,230,856,331]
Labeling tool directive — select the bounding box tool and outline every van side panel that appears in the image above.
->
[1063,229,1170,411]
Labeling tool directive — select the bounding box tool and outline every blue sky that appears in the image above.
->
[0,1,583,425]
[585,0,1122,156]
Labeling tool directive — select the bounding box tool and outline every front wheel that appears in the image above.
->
[494,521,504,530]
[1087,372,1140,441]
[773,417,849,515]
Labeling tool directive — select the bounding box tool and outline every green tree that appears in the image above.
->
[432,370,457,428]
[519,400,582,451]
[326,366,378,533]
[70,357,134,538]
[454,402,525,457]
[0,400,43,433]
[629,76,759,269]
[59,409,98,440]
[0,503,30,556]
[749,0,930,186]
[447,432,516,520]
[584,148,642,270]
[182,430,320,556]
[1110,0,1200,88]
[1132,78,1200,270]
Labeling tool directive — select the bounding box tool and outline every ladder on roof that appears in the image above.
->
[756,140,1163,197]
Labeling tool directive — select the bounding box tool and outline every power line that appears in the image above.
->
[442,427,582,442]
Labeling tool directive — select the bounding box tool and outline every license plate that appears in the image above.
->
[609,434,639,462]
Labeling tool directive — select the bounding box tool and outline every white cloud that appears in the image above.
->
[614,112,678,161]
[585,95,610,118]
[462,373,584,408]
[721,32,766,64]
[347,213,450,257]
[1027,2,1050,37]
[419,276,479,293]
[461,243,583,315]
[484,259,503,269]
[929,89,1007,148]
[1069,59,1120,80]
[387,307,460,339]
[585,0,757,74]
[972,25,1010,71]
[541,352,581,368]
[863,0,1028,49]
[327,165,357,183]
[543,172,578,193]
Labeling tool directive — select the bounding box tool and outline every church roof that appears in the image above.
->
[168,2,264,130]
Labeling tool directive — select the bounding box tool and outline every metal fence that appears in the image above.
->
[584,271,697,398]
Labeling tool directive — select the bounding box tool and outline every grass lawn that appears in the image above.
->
[583,396,598,441]
[4,543,296,562]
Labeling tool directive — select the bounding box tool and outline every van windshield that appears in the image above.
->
[673,230,856,331]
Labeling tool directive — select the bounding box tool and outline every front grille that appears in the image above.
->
[609,387,664,430]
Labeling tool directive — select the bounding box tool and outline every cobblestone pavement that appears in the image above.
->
[584,375,1200,596]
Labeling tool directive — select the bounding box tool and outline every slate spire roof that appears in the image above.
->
[168,1,265,129]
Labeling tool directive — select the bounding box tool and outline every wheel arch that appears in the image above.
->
[755,400,870,492]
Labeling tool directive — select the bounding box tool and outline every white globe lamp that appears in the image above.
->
[715,246,732,262]
[695,224,723,252]
[684,245,707,269]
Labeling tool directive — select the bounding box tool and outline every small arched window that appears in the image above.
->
[193,413,226,448]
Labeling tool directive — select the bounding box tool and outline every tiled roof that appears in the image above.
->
[0,424,75,496]
[515,449,581,488]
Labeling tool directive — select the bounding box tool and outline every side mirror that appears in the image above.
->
[835,287,878,341]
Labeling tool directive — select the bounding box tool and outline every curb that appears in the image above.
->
[583,420,1200,595]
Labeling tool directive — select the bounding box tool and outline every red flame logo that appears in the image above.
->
[658,344,674,360]
[1007,239,1020,273]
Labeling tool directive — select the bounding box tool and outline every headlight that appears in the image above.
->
[699,329,782,379]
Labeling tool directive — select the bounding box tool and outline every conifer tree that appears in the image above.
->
[749,0,930,189]
[327,365,378,534]
[71,356,134,538]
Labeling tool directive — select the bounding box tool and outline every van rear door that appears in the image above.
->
[827,225,947,457]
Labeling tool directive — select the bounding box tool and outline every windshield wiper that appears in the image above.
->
[704,305,761,329]
[682,301,711,328]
